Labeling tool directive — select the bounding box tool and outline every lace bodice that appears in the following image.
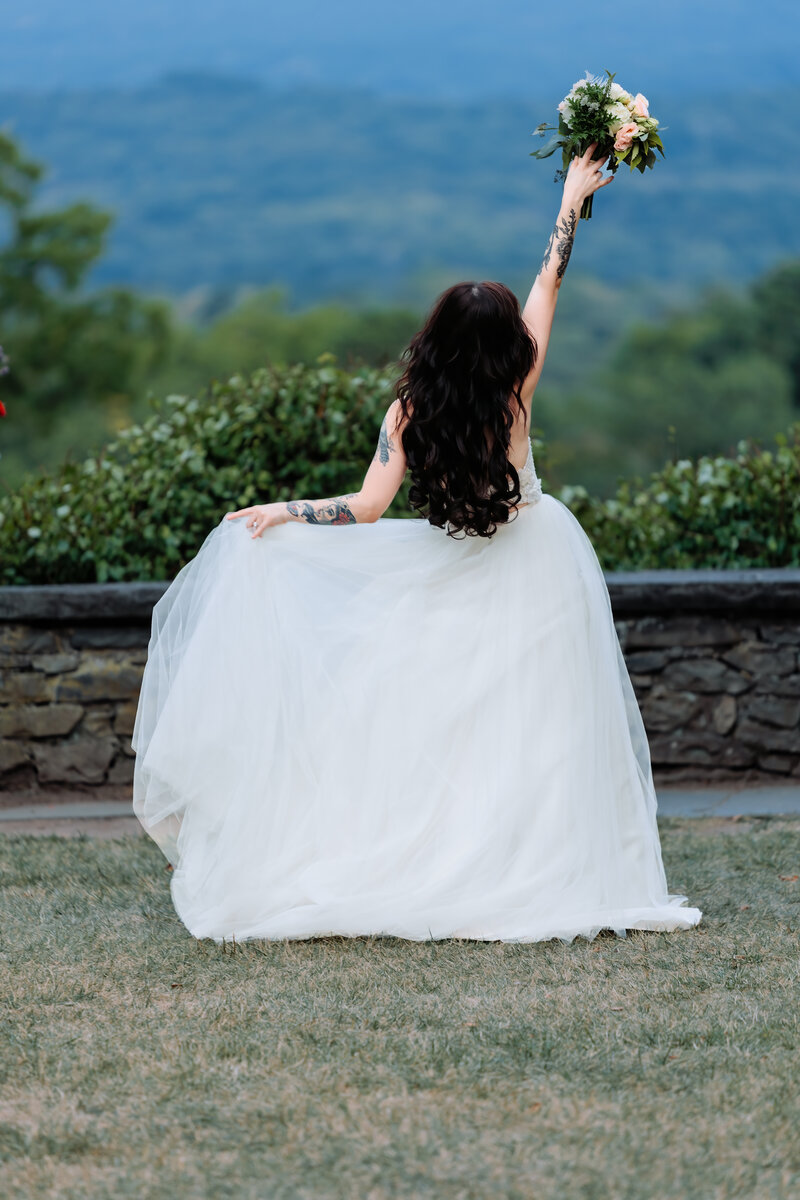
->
[511,437,543,506]
[441,437,543,533]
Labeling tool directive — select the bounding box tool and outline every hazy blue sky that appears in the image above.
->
[4,0,798,97]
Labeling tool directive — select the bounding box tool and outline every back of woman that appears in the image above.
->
[395,279,537,538]
[131,144,702,945]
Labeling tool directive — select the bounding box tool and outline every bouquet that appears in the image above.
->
[531,70,664,219]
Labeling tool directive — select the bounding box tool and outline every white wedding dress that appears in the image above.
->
[132,437,702,943]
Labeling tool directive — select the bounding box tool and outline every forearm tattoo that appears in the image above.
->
[373,417,396,466]
[286,494,357,525]
[537,208,577,284]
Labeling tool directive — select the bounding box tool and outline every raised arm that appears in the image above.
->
[518,143,613,408]
[225,399,408,537]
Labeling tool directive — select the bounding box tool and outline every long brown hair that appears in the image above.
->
[396,281,537,538]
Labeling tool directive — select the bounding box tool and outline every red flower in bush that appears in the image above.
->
[0,345,9,416]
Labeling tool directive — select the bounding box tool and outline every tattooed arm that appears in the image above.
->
[225,400,408,537]
[536,205,579,291]
[517,142,614,411]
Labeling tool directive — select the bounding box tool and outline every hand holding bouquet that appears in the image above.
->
[531,71,664,219]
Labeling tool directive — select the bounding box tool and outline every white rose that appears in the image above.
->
[608,81,632,103]
[608,101,633,129]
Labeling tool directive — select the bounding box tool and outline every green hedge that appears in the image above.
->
[562,425,800,570]
[0,363,405,585]
[1,363,798,583]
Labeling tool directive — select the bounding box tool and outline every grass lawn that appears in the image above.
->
[1,818,799,1200]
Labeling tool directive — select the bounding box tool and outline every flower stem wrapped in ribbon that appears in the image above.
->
[531,70,664,219]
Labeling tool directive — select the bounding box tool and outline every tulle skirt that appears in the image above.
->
[131,496,702,943]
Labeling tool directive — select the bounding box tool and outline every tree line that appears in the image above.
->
[1,129,798,496]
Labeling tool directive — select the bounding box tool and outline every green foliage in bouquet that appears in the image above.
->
[559,426,800,571]
[531,71,665,218]
[0,362,409,585]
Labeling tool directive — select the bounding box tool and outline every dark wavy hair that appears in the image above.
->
[396,281,537,539]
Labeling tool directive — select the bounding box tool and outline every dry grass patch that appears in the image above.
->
[0,818,799,1199]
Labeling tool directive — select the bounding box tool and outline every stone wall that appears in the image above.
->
[1,572,799,792]
[609,571,800,782]
[0,584,160,791]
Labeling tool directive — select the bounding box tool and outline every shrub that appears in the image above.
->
[0,362,406,584]
[1,363,798,583]
[560,425,800,570]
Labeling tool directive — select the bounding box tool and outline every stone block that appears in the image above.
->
[722,642,797,677]
[711,694,737,736]
[107,754,135,785]
[625,650,671,673]
[624,617,745,650]
[661,659,750,695]
[764,675,800,697]
[736,718,800,755]
[32,652,80,675]
[0,654,34,669]
[608,570,800,615]
[0,740,32,773]
[0,582,166,622]
[68,625,152,650]
[0,671,59,703]
[0,703,84,738]
[0,626,60,655]
[114,701,139,737]
[742,695,800,730]
[640,687,702,733]
[758,754,797,774]
[55,655,144,703]
[32,735,117,784]
[758,623,800,646]
[81,706,116,736]
[649,732,755,768]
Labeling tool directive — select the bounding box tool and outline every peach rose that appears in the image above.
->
[632,93,650,117]
[614,122,639,152]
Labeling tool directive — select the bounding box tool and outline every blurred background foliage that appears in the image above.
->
[3,76,797,300]
[1,362,797,585]
[1,72,799,516]
[0,365,403,584]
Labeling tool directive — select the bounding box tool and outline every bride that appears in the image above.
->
[132,144,702,943]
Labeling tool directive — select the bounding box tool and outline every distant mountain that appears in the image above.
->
[5,0,798,97]
[1,75,799,306]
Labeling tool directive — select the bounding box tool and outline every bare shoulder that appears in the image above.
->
[385,397,408,435]
[384,397,410,445]
[372,398,408,466]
